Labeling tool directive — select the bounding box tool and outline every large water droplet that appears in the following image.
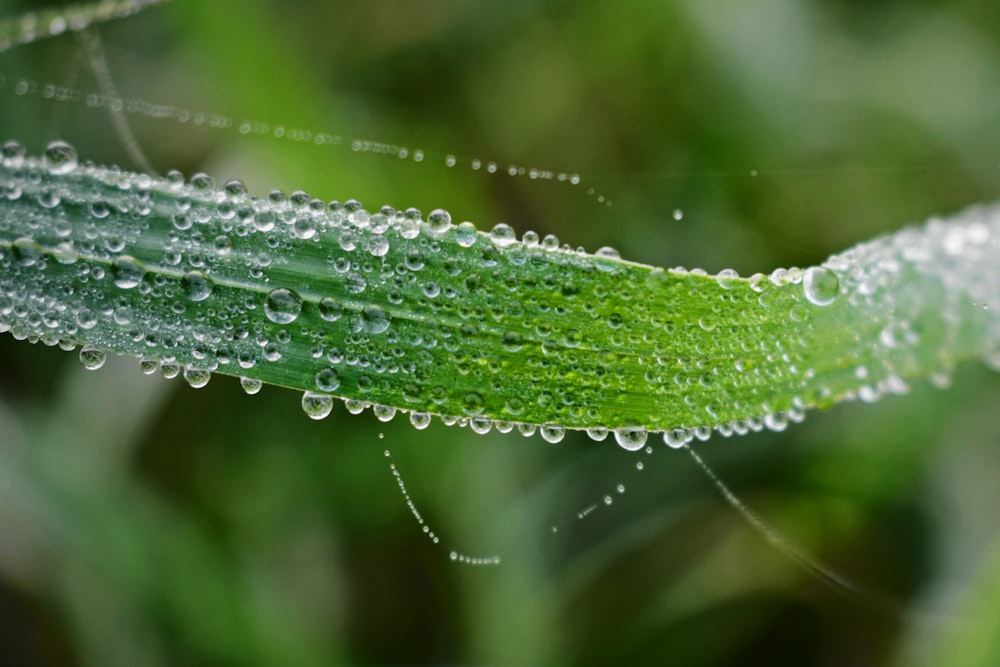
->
[455,221,478,247]
[183,368,212,388]
[360,304,390,334]
[614,427,648,451]
[79,345,107,370]
[43,140,78,174]
[373,405,397,422]
[586,427,609,442]
[264,288,303,324]
[181,270,214,302]
[489,223,517,247]
[409,412,431,430]
[427,208,452,234]
[315,367,341,392]
[302,391,334,420]
[112,256,145,289]
[802,266,839,306]
[240,377,263,395]
[540,425,565,444]
[318,296,344,322]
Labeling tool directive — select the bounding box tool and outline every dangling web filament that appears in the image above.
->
[383,449,500,567]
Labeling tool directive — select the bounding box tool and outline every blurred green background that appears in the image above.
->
[3,0,1000,665]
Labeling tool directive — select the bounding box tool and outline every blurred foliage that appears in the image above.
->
[1,0,1000,665]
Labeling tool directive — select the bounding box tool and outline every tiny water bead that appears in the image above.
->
[264,288,303,324]
[384,449,500,566]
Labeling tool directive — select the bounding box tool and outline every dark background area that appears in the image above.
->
[2,0,1000,665]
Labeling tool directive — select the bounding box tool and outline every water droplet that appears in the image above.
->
[469,417,493,434]
[802,266,839,307]
[360,304,390,334]
[455,221,477,247]
[79,345,106,370]
[112,256,145,289]
[318,296,344,322]
[462,392,485,415]
[409,412,431,430]
[302,392,334,420]
[43,140,78,174]
[181,270,213,302]
[183,368,211,388]
[240,377,263,395]
[586,427,609,441]
[502,331,524,352]
[672,209,684,221]
[489,223,517,247]
[540,425,565,443]
[315,367,341,392]
[160,362,181,379]
[373,404,397,422]
[614,427,648,451]
[264,288,303,324]
[427,208,452,234]
[75,308,98,330]
[664,428,691,449]
[1,140,26,167]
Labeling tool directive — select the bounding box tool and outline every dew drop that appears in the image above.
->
[427,208,452,234]
[614,427,648,451]
[318,296,344,322]
[75,308,98,330]
[802,266,840,307]
[360,304,390,334]
[302,391,334,420]
[586,427,609,442]
[43,140,78,175]
[181,270,213,302]
[462,392,485,416]
[183,368,212,388]
[315,367,341,392]
[264,288,303,324]
[409,412,431,430]
[240,377,263,395]
[78,345,106,370]
[489,223,517,247]
[455,221,478,247]
[672,209,684,221]
[111,256,145,289]
[540,425,565,444]
[373,404,397,422]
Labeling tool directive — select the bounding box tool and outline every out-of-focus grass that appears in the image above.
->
[1,0,1000,665]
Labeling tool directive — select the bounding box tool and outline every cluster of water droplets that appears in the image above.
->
[3,140,999,452]
[0,0,160,53]
[0,73,611,206]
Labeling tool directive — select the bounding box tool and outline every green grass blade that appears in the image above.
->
[0,0,170,53]
[1,142,998,444]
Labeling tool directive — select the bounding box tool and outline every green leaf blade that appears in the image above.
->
[2,146,998,440]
